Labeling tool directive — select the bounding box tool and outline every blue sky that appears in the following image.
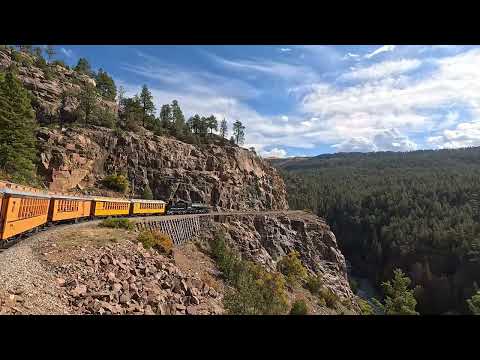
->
[56,45,480,158]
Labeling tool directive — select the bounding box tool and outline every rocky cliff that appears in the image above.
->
[202,212,358,308]
[37,126,288,211]
[0,47,115,124]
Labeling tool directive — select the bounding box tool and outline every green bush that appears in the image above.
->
[305,275,323,294]
[102,174,129,193]
[137,230,173,255]
[91,106,117,129]
[210,231,289,315]
[358,298,375,315]
[277,250,308,286]
[290,299,308,315]
[319,287,340,309]
[100,217,133,230]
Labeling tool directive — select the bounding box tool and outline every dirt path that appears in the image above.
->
[0,222,101,314]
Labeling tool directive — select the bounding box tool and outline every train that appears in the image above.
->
[0,180,209,245]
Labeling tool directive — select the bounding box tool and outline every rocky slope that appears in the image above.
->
[200,212,358,308]
[37,126,288,211]
[0,47,116,124]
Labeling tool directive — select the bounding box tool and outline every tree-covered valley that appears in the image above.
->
[271,149,480,314]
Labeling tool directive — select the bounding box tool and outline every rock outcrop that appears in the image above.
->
[36,126,288,211]
[201,212,358,307]
[0,47,115,124]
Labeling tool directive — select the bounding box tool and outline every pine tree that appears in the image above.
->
[220,118,228,139]
[373,269,419,315]
[75,58,92,76]
[142,184,154,200]
[160,104,172,130]
[233,120,245,145]
[78,84,97,125]
[171,100,185,135]
[139,85,155,128]
[0,71,37,183]
[95,68,116,101]
[206,115,218,135]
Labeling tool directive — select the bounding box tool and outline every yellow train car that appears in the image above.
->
[0,189,51,241]
[49,195,92,222]
[130,199,166,216]
[91,197,131,217]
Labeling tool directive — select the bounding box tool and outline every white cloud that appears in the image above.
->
[279,48,292,52]
[333,129,417,152]
[342,59,421,81]
[205,52,319,83]
[281,115,289,122]
[261,147,288,158]
[428,120,480,148]
[295,48,480,151]
[342,52,360,60]
[60,48,73,58]
[365,45,396,59]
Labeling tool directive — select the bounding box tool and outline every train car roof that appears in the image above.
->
[130,199,166,204]
[0,188,52,199]
[91,197,131,203]
[50,194,94,201]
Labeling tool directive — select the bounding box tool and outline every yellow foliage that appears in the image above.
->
[137,230,173,255]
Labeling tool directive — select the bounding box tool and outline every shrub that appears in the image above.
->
[210,231,289,315]
[358,298,375,315]
[91,106,117,129]
[277,250,308,286]
[137,230,173,255]
[290,299,308,315]
[305,275,324,294]
[102,174,129,193]
[319,286,340,309]
[100,217,133,230]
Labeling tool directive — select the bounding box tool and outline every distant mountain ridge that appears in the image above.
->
[268,147,480,171]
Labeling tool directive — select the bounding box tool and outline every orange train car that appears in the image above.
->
[49,195,92,222]
[130,199,166,216]
[91,197,131,217]
[0,188,51,241]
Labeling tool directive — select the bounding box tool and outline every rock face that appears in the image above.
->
[203,212,357,306]
[55,241,223,315]
[0,48,115,124]
[37,126,288,211]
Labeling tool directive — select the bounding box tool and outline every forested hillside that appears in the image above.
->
[272,149,480,314]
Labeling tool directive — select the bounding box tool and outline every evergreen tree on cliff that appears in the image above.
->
[78,84,97,125]
[373,269,419,315]
[233,120,245,145]
[75,58,92,76]
[220,118,228,139]
[171,100,186,136]
[139,85,155,128]
[160,104,172,130]
[0,71,37,183]
[95,69,116,101]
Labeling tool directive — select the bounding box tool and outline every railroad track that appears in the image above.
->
[0,210,306,251]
